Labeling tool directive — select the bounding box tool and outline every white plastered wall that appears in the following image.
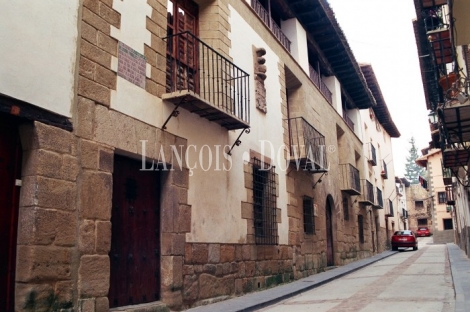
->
[109,0,163,127]
[0,0,80,117]
[281,18,309,74]
[324,76,342,115]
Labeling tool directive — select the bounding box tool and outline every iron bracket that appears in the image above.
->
[312,171,328,189]
[227,128,250,156]
[162,98,184,131]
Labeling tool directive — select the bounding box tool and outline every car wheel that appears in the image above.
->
[392,246,398,251]
[413,246,418,251]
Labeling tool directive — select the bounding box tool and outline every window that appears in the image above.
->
[443,218,453,230]
[438,192,446,204]
[253,158,278,245]
[418,218,428,226]
[303,196,315,234]
[342,196,349,221]
[358,215,364,244]
[415,200,424,209]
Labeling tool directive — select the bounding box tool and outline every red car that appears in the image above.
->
[391,230,418,251]
[416,227,431,237]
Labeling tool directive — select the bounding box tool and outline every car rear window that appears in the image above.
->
[394,230,413,235]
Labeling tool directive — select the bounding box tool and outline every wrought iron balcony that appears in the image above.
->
[251,0,291,52]
[401,208,409,219]
[339,163,361,195]
[385,199,394,217]
[359,179,374,205]
[446,185,455,205]
[442,143,470,169]
[163,31,250,130]
[381,160,388,179]
[420,0,447,9]
[368,143,377,166]
[286,117,328,172]
[442,160,452,185]
[439,100,470,146]
[309,65,332,104]
[343,113,354,131]
[375,187,384,209]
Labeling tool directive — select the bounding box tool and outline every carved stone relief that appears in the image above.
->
[254,47,267,113]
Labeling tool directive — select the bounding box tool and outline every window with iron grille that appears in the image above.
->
[415,200,424,209]
[358,215,364,244]
[303,196,315,234]
[342,196,349,220]
[253,158,278,245]
[438,192,446,204]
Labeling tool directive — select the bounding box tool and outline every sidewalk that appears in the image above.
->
[185,250,397,312]
[447,243,470,312]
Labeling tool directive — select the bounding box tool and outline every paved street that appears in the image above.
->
[258,237,454,312]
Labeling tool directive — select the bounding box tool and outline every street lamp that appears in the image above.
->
[428,111,438,124]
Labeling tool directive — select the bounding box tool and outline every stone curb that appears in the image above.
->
[185,250,398,312]
[446,243,470,312]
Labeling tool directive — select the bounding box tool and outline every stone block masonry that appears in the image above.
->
[16,122,79,311]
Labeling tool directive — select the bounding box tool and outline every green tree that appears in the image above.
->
[404,137,425,184]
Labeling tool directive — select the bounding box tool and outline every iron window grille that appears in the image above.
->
[252,157,278,245]
[358,215,364,244]
[303,196,315,234]
[438,191,446,204]
[415,200,424,209]
[342,196,349,221]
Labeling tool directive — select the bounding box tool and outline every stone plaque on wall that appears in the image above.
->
[117,41,146,89]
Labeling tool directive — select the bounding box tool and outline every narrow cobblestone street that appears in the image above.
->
[258,237,455,312]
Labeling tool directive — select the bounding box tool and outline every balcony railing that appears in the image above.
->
[163,31,250,130]
[381,160,388,179]
[376,187,383,209]
[385,199,394,217]
[287,117,328,172]
[339,163,361,195]
[359,179,374,205]
[251,0,291,52]
[343,113,354,131]
[401,208,408,219]
[442,164,452,186]
[368,143,377,166]
[309,65,333,104]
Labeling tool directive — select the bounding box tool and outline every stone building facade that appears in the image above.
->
[405,183,432,232]
[0,0,400,311]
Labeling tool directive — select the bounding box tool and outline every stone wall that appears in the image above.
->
[16,122,79,311]
[182,243,292,308]
[433,230,455,244]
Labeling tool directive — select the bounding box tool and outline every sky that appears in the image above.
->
[327,0,430,176]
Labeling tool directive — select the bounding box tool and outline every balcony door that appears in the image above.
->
[166,0,199,93]
[0,115,22,312]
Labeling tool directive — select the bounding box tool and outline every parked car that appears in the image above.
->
[391,230,418,251]
[416,227,431,237]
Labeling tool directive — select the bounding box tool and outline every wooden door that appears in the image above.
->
[109,155,161,308]
[0,115,22,312]
[166,0,199,93]
[326,197,334,266]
